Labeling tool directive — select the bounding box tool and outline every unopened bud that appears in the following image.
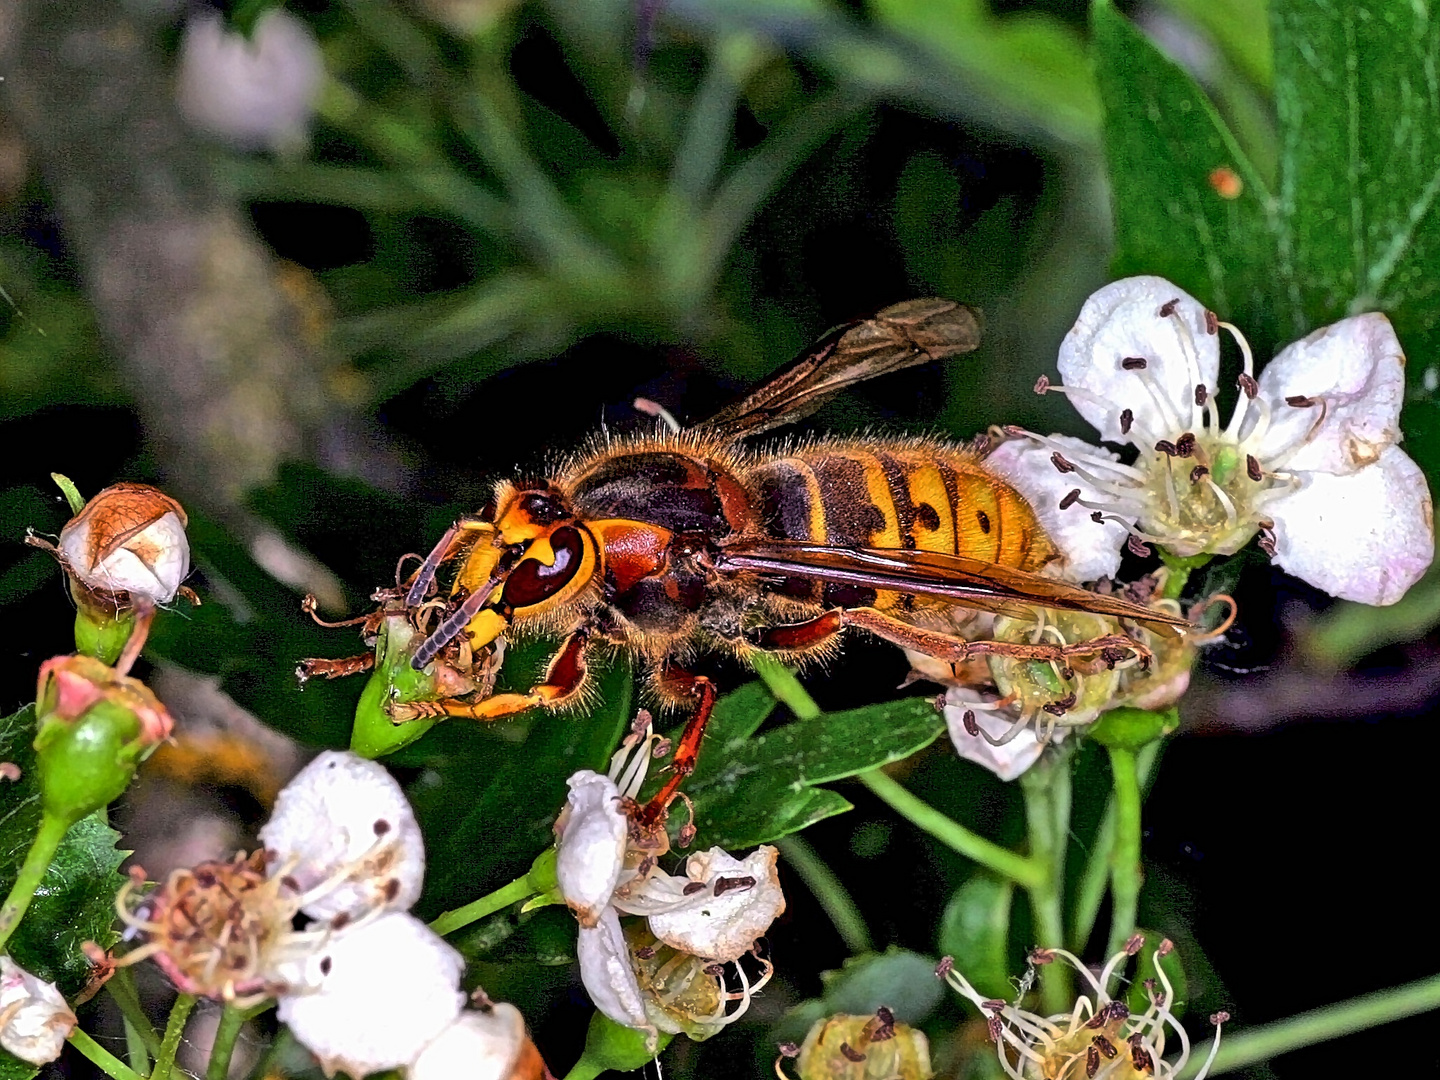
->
[410,1003,548,1080]
[57,482,190,608]
[34,654,174,823]
[0,957,76,1065]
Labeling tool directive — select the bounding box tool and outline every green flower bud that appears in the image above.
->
[349,616,441,758]
[33,655,174,825]
[571,1010,673,1080]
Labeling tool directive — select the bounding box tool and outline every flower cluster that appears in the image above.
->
[119,751,543,1079]
[940,937,1225,1080]
[1003,276,1433,604]
[554,716,785,1046]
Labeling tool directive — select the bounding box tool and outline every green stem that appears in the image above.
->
[68,1028,147,1080]
[1020,759,1071,1014]
[429,873,538,937]
[205,1001,269,1080]
[152,993,197,1080]
[859,770,1044,889]
[107,968,161,1063]
[750,654,822,720]
[1071,741,1160,952]
[1176,972,1440,1078]
[563,1061,604,1080]
[0,810,71,953]
[122,1017,151,1077]
[1105,746,1142,956]
[775,835,873,955]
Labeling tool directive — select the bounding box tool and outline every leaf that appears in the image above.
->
[652,695,945,851]
[1092,0,1282,350]
[937,875,1014,1000]
[774,947,946,1045]
[0,707,126,997]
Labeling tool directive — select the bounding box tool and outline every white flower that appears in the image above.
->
[410,1003,544,1080]
[177,11,324,153]
[1023,275,1433,605]
[277,913,465,1078]
[644,847,785,963]
[259,750,426,922]
[553,771,628,929]
[941,687,1054,782]
[57,483,190,606]
[0,957,76,1065]
[577,908,654,1039]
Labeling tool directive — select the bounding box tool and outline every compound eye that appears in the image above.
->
[502,526,586,609]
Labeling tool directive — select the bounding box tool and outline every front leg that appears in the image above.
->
[388,626,592,722]
[637,667,717,828]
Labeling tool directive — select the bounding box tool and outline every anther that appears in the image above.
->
[839,1043,866,1063]
[1059,488,1082,510]
[1090,511,1105,523]
[1034,374,1051,394]
[331,912,351,930]
[1104,1001,1130,1022]
[652,737,672,759]
[703,962,725,976]
[1190,464,1210,483]
[1211,1010,1231,1025]
[869,1006,896,1041]
[1203,310,1218,334]
[1159,298,1180,317]
[1237,372,1259,398]
[1085,1044,1100,1078]
[962,710,979,737]
[373,819,391,836]
[1093,1035,1118,1060]
[636,855,656,877]
[1101,646,1128,668]
[1246,454,1264,481]
[982,1000,1007,1013]
[1002,424,1027,437]
[1051,452,1076,474]
[1121,356,1148,370]
[1029,948,1055,965]
[1132,1044,1155,1073]
[1174,432,1196,456]
[1257,531,1278,557]
[777,1042,800,1059]
[714,875,757,897]
[635,945,656,960]
[1154,439,1178,456]
[986,1014,1003,1042]
[683,881,707,896]
[1195,383,1209,405]
[319,956,332,976]
[1042,692,1077,716]
[1157,938,1174,957]
[1127,534,1152,557]
[1120,408,1134,434]
[1124,933,1146,955]
[1286,394,1318,407]
[935,956,955,978]
[383,878,401,902]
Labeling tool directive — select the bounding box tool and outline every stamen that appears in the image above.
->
[1190,464,1210,484]
[1286,394,1318,407]
[1120,408,1133,434]
[1246,454,1263,482]
[1121,357,1147,370]
[1174,432,1196,457]
[1163,306,1209,430]
[1203,310,1218,335]
[1194,383,1208,406]
[1059,489,1082,510]
[1051,452,1076,474]
[1034,374,1051,394]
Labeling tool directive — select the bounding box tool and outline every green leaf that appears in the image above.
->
[1092,0,1282,348]
[937,875,1014,1000]
[656,696,945,851]
[775,947,946,1045]
[0,707,126,997]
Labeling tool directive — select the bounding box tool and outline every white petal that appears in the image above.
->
[577,909,655,1042]
[985,435,1130,582]
[277,914,465,1078]
[554,771,628,929]
[0,957,76,1065]
[1252,313,1405,474]
[259,751,425,922]
[59,510,190,605]
[942,689,1054,782]
[645,847,785,963]
[1268,446,1435,605]
[409,1004,533,1080]
[1057,276,1217,441]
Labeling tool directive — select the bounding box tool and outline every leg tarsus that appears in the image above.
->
[639,671,717,827]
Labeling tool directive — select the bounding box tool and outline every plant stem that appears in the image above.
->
[1105,746,1142,956]
[429,873,538,937]
[205,1002,252,1080]
[1020,758,1071,1014]
[122,1017,151,1076]
[68,1028,147,1080]
[750,654,822,720]
[1175,972,1440,1078]
[107,968,161,1065]
[152,993,196,1080]
[775,835,873,955]
[0,810,71,953]
[1071,741,1160,952]
[859,770,1044,889]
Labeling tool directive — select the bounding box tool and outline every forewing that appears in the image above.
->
[697,298,982,439]
[714,539,1190,630]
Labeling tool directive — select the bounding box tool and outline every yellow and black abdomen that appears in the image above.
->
[750,438,1055,610]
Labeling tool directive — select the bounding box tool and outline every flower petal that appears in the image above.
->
[554,771,628,929]
[985,435,1130,582]
[259,751,425,922]
[577,909,656,1044]
[942,690,1050,782]
[1252,312,1405,475]
[0,957,77,1065]
[645,847,785,963]
[1268,446,1434,605]
[1057,276,1218,442]
[410,1004,544,1080]
[277,913,464,1077]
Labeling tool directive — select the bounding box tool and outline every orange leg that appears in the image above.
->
[638,670,717,828]
[389,627,590,723]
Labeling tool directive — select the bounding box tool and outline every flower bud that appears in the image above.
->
[0,957,76,1065]
[57,482,190,609]
[348,616,444,758]
[34,655,174,824]
[410,1003,548,1080]
[795,1012,932,1080]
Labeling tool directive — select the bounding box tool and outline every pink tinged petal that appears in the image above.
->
[49,667,104,720]
[277,913,464,1078]
[1253,313,1406,474]
[985,436,1130,582]
[554,771,627,929]
[1057,276,1218,442]
[1268,446,1435,605]
[577,909,656,1042]
[942,693,1049,782]
[646,847,785,963]
[259,751,426,921]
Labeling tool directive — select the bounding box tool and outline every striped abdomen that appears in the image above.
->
[750,439,1055,608]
